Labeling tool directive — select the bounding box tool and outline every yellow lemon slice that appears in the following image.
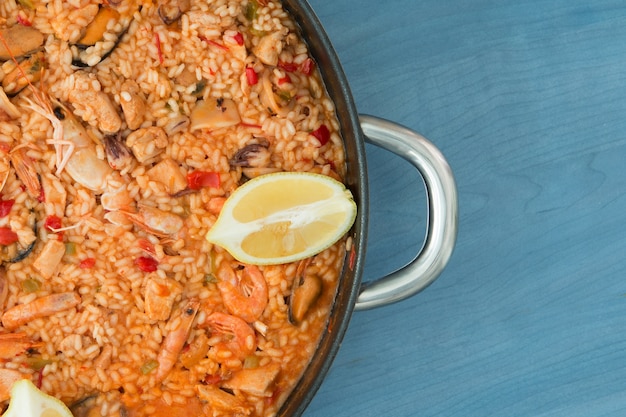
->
[207,172,357,265]
[2,379,73,417]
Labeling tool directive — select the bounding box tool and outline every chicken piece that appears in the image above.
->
[221,362,281,396]
[144,275,183,321]
[32,239,66,279]
[146,159,188,194]
[119,80,146,130]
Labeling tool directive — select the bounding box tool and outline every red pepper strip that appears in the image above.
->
[208,40,229,52]
[233,32,244,46]
[245,67,258,85]
[154,33,164,64]
[300,57,315,76]
[0,199,14,218]
[278,61,298,73]
[239,122,262,129]
[79,258,96,269]
[44,215,62,232]
[0,227,18,245]
[187,171,220,190]
[135,256,158,272]
[311,124,331,146]
[16,14,32,27]
[277,75,291,85]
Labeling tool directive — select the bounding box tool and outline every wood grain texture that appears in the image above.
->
[303,0,626,416]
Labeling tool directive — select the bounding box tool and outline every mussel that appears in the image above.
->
[1,52,45,96]
[288,258,323,325]
[158,0,191,25]
[71,5,136,67]
[0,25,44,61]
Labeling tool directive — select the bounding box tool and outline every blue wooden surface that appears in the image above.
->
[304,0,626,416]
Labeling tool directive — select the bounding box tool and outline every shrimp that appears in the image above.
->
[24,100,114,192]
[202,312,256,362]
[0,31,114,193]
[0,333,43,358]
[9,146,42,200]
[1,292,81,330]
[122,205,184,238]
[156,298,199,381]
[0,368,25,402]
[216,263,268,323]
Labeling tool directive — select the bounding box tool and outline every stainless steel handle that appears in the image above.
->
[355,115,458,310]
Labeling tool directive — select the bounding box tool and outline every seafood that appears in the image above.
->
[190,97,241,131]
[103,132,134,172]
[230,141,271,169]
[145,159,188,195]
[252,30,286,67]
[289,257,323,325]
[75,6,120,47]
[143,275,183,321]
[2,51,45,96]
[0,88,19,121]
[222,362,281,396]
[0,25,44,61]
[23,98,114,193]
[196,384,252,416]
[9,147,41,200]
[119,80,146,130]
[125,126,168,164]
[122,204,184,238]
[0,0,349,415]
[0,369,25,402]
[31,239,65,279]
[67,71,122,134]
[203,312,256,362]
[158,0,191,25]
[216,263,268,323]
[1,292,81,330]
[70,4,137,67]
[0,332,42,358]
[155,298,199,381]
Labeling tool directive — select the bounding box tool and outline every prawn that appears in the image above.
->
[156,298,199,381]
[202,311,256,362]
[0,31,113,193]
[1,292,81,330]
[0,332,43,358]
[216,263,268,323]
[0,368,26,402]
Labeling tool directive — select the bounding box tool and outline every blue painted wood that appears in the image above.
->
[303,0,626,416]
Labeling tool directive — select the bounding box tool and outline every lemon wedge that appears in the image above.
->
[207,172,357,265]
[2,379,73,417]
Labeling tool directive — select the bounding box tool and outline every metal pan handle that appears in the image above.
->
[355,115,458,310]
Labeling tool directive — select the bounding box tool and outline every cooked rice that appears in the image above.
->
[0,0,348,416]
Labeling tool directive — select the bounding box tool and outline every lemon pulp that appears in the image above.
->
[2,379,73,417]
[206,172,357,265]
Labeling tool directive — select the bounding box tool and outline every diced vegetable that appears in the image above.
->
[245,0,259,20]
[311,124,330,146]
[0,227,18,245]
[22,278,41,293]
[140,360,159,375]
[233,32,244,46]
[245,67,258,85]
[0,199,14,217]
[187,171,220,190]
[44,215,62,232]
[79,258,96,269]
[135,256,158,272]
[65,242,77,256]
